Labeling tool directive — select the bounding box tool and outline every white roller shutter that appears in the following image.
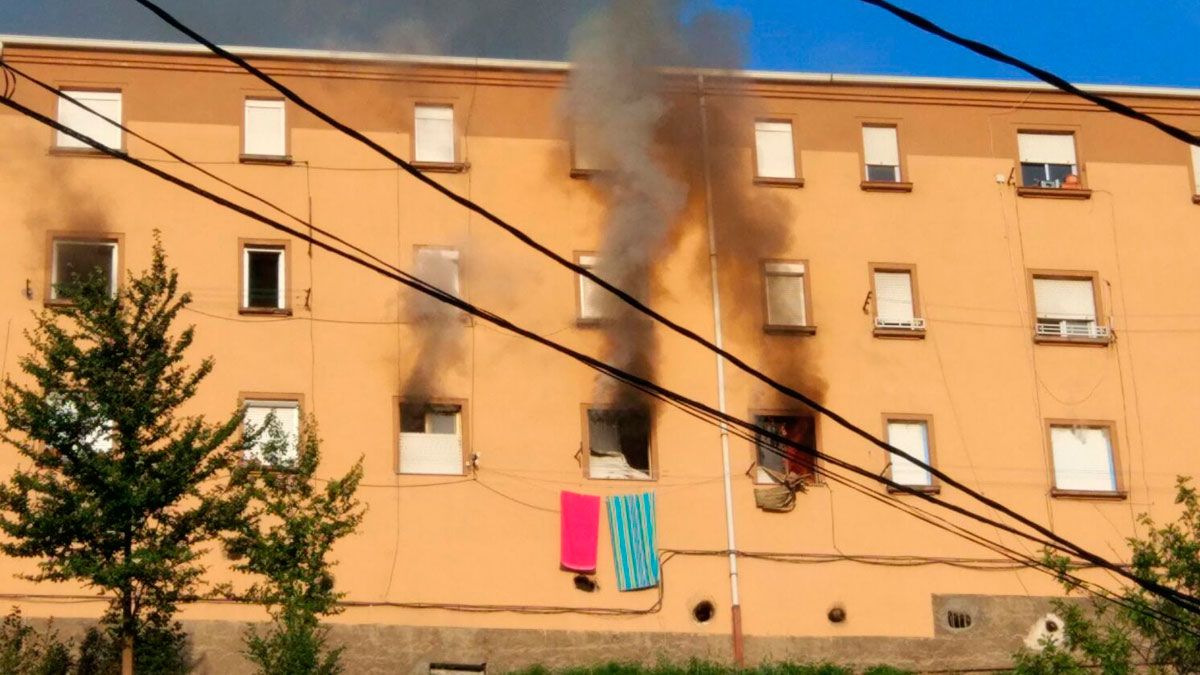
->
[862,126,899,166]
[415,248,460,296]
[244,400,300,463]
[243,99,286,157]
[1051,426,1116,492]
[755,121,796,179]
[399,432,463,475]
[56,90,122,150]
[1034,278,1096,321]
[887,420,931,486]
[874,271,915,322]
[764,262,807,326]
[1018,133,1077,165]
[415,105,455,163]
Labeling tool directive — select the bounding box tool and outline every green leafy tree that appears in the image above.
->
[1011,477,1200,674]
[223,416,364,675]
[0,236,245,674]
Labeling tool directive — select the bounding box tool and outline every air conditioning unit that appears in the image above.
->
[1038,179,1061,188]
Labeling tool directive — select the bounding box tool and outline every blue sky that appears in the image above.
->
[2,1,1197,87]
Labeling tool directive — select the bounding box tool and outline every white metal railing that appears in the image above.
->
[874,317,926,331]
[1036,321,1110,339]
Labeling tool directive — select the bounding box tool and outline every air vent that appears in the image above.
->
[947,610,973,630]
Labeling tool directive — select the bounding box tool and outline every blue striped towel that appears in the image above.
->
[605,492,660,591]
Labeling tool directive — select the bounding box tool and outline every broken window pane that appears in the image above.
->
[755,414,816,483]
[587,408,651,480]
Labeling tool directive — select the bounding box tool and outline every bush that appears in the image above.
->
[0,608,72,675]
[0,608,189,675]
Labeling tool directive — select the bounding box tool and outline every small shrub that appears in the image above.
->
[0,607,72,675]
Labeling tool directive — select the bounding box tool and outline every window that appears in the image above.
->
[754,120,798,181]
[763,261,811,331]
[1032,274,1109,341]
[1049,423,1118,494]
[241,243,287,312]
[585,408,651,480]
[414,104,456,164]
[243,399,300,465]
[50,237,118,301]
[1190,143,1200,198]
[754,413,816,483]
[571,121,607,176]
[872,266,924,334]
[55,90,122,151]
[398,401,465,475]
[48,396,112,453]
[885,417,934,489]
[243,98,287,159]
[862,125,901,183]
[414,247,461,297]
[576,254,609,322]
[1018,132,1079,188]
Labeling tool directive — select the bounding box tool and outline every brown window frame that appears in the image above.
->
[751,116,804,187]
[761,258,815,335]
[859,121,913,193]
[238,392,305,469]
[749,408,820,486]
[1044,419,1126,500]
[1027,270,1111,346]
[240,96,293,165]
[868,263,925,339]
[49,85,125,157]
[393,396,470,476]
[580,403,657,482]
[1015,128,1091,200]
[238,238,292,316]
[411,101,468,173]
[44,231,125,307]
[881,413,939,494]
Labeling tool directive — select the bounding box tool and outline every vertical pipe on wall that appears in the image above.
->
[697,74,745,667]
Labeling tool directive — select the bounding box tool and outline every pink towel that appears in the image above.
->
[560,491,601,572]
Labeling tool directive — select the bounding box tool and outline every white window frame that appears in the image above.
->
[885,418,934,488]
[242,98,288,159]
[414,104,456,164]
[414,247,461,297]
[242,245,286,310]
[1032,274,1108,340]
[1049,423,1119,494]
[50,238,119,300]
[1018,132,1079,188]
[55,89,123,151]
[763,261,810,329]
[243,398,301,465]
[398,401,466,476]
[577,254,607,322]
[872,267,924,331]
[862,125,901,182]
[754,120,797,180]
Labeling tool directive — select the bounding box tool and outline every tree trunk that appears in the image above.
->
[122,637,134,675]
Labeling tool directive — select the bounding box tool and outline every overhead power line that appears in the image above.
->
[124,0,1185,605]
[859,0,1200,147]
[5,57,1200,619]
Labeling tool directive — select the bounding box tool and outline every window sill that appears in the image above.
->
[1033,334,1112,347]
[887,484,941,495]
[753,176,804,188]
[412,161,469,174]
[1192,194,1200,205]
[860,180,913,193]
[764,324,817,336]
[586,474,656,483]
[240,154,294,165]
[1017,186,1092,200]
[570,167,605,179]
[576,317,607,328]
[873,327,926,340]
[1050,489,1127,501]
[239,307,293,317]
[49,146,121,158]
[395,470,468,478]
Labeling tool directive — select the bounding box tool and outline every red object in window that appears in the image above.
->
[778,416,816,477]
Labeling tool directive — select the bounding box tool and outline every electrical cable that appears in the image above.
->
[4,80,1198,620]
[858,0,1200,148]
[120,2,1193,606]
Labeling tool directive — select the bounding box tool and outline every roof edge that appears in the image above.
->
[3,33,1200,100]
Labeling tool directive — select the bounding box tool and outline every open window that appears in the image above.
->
[754,119,801,185]
[240,242,288,313]
[1018,132,1081,190]
[55,89,122,152]
[398,401,466,475]
[1031,273,1110,343]
[49,236,119,302]
[242,98,289,161]
[585,407,652,480]
[754,413,816,483]
[243,398,300,465]
[871,265,924,336]
[1048,422,1120,496]
[885,416,935,490]
[763,261,813,333]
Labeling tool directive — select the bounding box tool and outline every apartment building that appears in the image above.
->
[1,35,1200,672]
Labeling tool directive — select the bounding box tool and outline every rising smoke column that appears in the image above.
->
[565,0,689,410]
